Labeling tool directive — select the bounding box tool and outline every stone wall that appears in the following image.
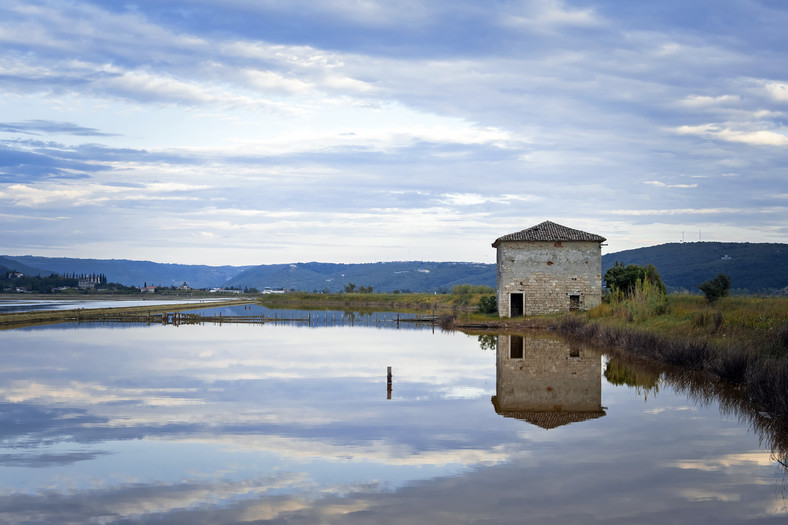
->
[496,240,602,316]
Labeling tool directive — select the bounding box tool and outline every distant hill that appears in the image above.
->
[602,242,787,294]
[3,241,785,294]
[225,261,495,293]
[0,256,54,277]
[0,256,252,289]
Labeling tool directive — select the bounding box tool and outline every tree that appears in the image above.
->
[698,273,731,303]
[478,295,497,314]
[343,282,356,293]
[604,263,665,296]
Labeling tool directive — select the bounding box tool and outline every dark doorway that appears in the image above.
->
[510,293,524,317]
[569,295,581,311]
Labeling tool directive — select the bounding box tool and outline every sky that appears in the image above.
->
[0,0,786,266]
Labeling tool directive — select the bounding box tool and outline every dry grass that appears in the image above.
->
[257,291,482,313]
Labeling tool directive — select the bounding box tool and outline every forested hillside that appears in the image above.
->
[2,256,251,289]
[601,242,787,294]
[0,256,52,277]
[224,261,495,293]
[3,241,785,294]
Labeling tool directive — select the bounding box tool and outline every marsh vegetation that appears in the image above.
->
[556,284,788,429]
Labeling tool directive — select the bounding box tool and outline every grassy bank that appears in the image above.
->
[553,292,788,424]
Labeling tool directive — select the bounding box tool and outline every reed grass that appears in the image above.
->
[555,292,788,425]
[257,291,484,313]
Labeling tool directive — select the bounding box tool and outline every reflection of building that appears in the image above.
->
[491,221,606,316]
[491,333,605,429]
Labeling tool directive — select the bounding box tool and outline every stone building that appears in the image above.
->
[492,221,606,317]
[491,334,605,429]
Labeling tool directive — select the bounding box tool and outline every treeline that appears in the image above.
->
[1,268,137,294]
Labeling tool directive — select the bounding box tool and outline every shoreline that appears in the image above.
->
[0,297,255,329]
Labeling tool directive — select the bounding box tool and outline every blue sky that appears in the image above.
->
[1,0,786,265]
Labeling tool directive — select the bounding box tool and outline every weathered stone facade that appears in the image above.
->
[491,334,605,429]
[492,221,605,317]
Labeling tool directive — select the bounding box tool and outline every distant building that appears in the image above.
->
[492,221,606,316]
[78,276,100,289]
[141,286,157,293]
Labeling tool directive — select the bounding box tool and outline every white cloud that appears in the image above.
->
[242,69,314,94]
[762,81,788,102]
[502,0,604,31]
[0,181,209,207]
[643,180,698,189]
[605,207,744,216]
[677,94,740,108]
[674,124,788,146]
[96,70,217,105]
[440,193,540,206]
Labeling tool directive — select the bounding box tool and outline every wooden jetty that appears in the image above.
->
[75,311,440,328]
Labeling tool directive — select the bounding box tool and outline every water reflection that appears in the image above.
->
[604,354,660,400]
[492,334,605,429]
[0,324,785,523]
[610,351,788,471]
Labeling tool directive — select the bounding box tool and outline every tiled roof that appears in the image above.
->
[494,408,607,430]
[491,396,607,429]
[492,221,606,247]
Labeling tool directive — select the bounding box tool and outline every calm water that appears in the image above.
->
[0,298,228,314]
[0,321,785,524]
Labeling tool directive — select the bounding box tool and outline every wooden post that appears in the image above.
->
[387,366,392,400]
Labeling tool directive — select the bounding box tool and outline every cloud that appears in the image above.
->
[0,181,209,207]
[0,120,116,136]
[676,95,740,108]
[643,180,698,189]
[502,0,604,31]
[674,124,788,146]
[762,81,788,102]
[0,0,787,263]
[439,193,540,206]
[605,207,745,216]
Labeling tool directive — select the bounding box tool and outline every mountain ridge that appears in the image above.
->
[2,241,786,294]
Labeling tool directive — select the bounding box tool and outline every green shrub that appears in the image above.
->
[698,274,731,303]
[605,263,666,295]
[477,295,498,314]
[608,277,668,322]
